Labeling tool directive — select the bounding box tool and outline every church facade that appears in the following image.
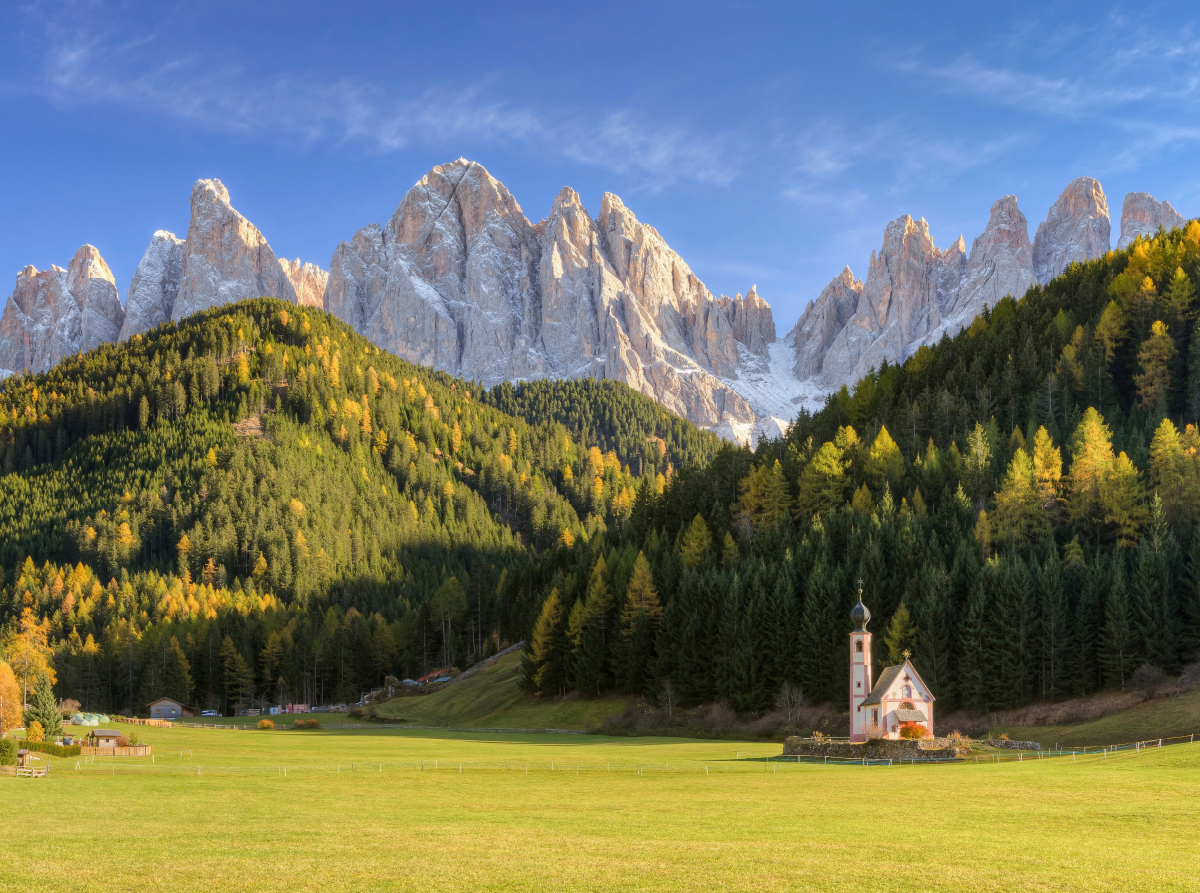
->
[848,594,935,742]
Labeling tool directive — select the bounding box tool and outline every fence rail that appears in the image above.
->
[173,721,587,734]
[79,745,153,757]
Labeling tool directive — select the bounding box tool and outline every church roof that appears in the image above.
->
[860,660,935,706]
[894,708,927,723]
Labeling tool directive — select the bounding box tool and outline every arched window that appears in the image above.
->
[855,641,863,653]
[902,685,912,698]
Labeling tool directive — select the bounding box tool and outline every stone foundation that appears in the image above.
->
[783,736,962,761]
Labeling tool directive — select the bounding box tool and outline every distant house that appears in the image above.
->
[146,697,192,720]
[416,668,452,684]
[90,730,123,748]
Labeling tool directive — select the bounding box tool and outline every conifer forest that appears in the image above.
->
[4,224,1200,718]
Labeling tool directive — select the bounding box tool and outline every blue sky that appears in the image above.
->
[2,1,1199,331]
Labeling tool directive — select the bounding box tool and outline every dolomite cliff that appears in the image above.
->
[789,179,1144,390]
[0,245,124,377]
[280,258,328,308]
[119,180,326,340]
[1032,177,1110,284]
[118,231,184,340]
[1117,192,1186,250]
[172,179,297,321]
[324,159,775,433]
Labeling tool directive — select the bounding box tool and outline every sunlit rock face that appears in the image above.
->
[0,245,124,376]
[1032,177,1111,284]
[172,179,297,322]
[323,158,765,432]
[1117,192,1186,250]
[279,258,328,308]
[792,181,1115,391]
[119,231,184,341]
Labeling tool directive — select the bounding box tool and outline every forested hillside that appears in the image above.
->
[483,379,723,473]
[0,299,688,714]
[7,222,1200,723]
[522,223,1200,716]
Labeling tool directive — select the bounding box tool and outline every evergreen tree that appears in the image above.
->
[24,673,63,739]
[1183,530,1200,663]
[956,580,988,712]
[1101,561,1134,689]
[1071,552,1106,695]
[882,602,917,666]
[1134,495,1181,669]
[164,636,193,705]
[1038,545,1072,701]
[522,588,566,696]
[615,553,662,693]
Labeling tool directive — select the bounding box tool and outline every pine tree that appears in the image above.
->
[1072,553,1106,695]
[164,636,193,705]
[1134,495,1180,669]
[883,602,917,666]
[1101,561,1134,689]
[913,561,955,710]
[522,588,566,696]
[1039,545,1072,701]
[1183,530,1200,663]
[678,514,713,569]
[24,673,63,739]
[616,553,663,693]
[574,558,614,695]
[957,580,988,712]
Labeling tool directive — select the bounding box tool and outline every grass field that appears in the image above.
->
[2,722,1198,892]
[372,650,631,729]
[994,689,1200,747]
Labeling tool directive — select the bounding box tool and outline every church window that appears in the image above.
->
[856,682,861,689]
[855,641,863,653]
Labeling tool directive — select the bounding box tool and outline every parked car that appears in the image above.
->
[201,709,219,717]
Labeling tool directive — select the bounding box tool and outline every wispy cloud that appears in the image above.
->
[21,19,741,189]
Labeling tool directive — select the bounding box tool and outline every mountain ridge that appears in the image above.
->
[1,162,1192,446]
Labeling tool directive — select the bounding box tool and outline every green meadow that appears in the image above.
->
[1,724,1197,892]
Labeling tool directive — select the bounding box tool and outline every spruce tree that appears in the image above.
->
[957,581,988,712]
[165,636,193,705]
[1039,545,1072,701]
[1101,562,1134,689]
[883,602,917,666]
[913,561,955,709]
[522,588,565,695]
[1182,530,1200,663]
[1134,496,1180,669]
[1072,555,1106,695]
[24,674,63,739]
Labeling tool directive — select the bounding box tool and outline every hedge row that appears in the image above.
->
[19,741,82,757]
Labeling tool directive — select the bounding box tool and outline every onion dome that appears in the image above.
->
[851,594,871,631]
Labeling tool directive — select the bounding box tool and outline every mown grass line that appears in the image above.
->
[1,725,1197,892]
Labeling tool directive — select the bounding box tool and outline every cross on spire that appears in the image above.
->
[902,649,911,660]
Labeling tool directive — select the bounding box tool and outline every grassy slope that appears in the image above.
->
[372,650,630,730]
[996,690,1200,747]
[3,725,1199,892]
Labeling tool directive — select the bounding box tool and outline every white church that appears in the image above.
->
[848,593,935,742]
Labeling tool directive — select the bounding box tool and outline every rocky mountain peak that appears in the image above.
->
[279,258,328,308]
[1117,192,1186,250]
[1032,177,1110,284]
[119,231,184,341]
[323,159,764,436]
[0,244,124,376]
[118,180,299,341]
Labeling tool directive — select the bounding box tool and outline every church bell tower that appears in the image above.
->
[848,583,873,742]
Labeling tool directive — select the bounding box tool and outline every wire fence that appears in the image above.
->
[173,721,588,734]
[14,732,1188,779]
